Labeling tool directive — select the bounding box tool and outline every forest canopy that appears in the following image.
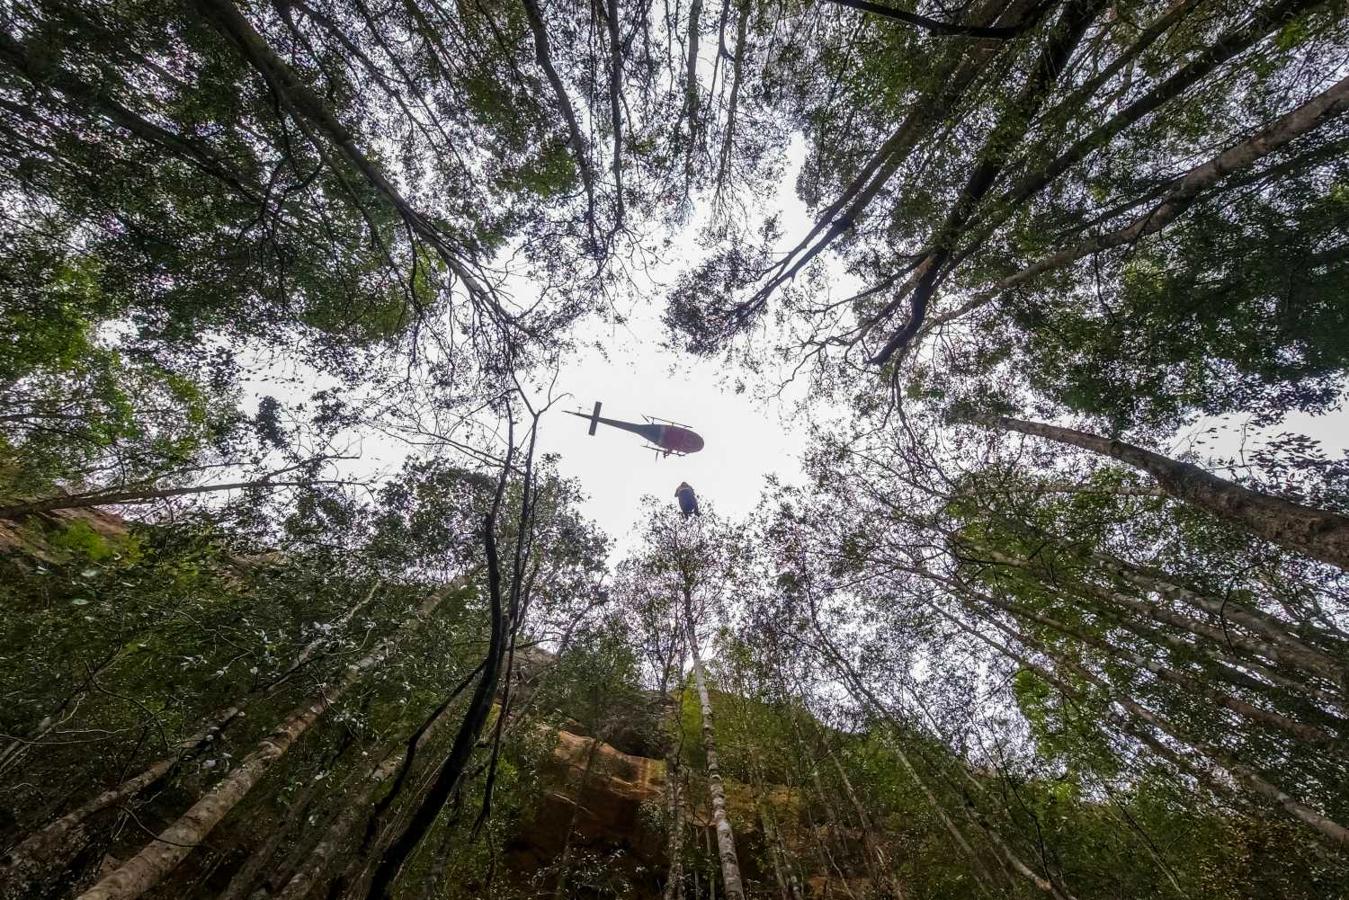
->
[1,0,1348,898]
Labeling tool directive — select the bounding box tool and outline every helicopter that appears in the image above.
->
[567,401,705,459]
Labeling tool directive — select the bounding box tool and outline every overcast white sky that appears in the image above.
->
[531,137,837,552]
[239,137,1348,560]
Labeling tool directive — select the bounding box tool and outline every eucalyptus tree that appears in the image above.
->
[616,500,749,900]
[759,410,1349,894]
[664,0,1349,434]
[0,0,701,526]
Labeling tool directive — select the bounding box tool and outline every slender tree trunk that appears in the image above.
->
[950,597,1349,849]
[984,414,1349,571]
[748,0,1035,308]
[0,582,385,890]
[0,707,240,893]
[958,529,1348,690]
[803,611,1032,896]
[713,0,749,198]
[271,698,457,900]
[364,477,514,898]
[935,0,1316,300]
[824,742,905,899]
[215,776,324,900]
[521,0,598,216]
[787,711,863,898]
[688,651,747,900]
[191,0,498,308]
[822,0,1031,36]
[925,555,1342,726]
[74,590,446,900]
[962,582,1338,746]
[868,0,1107,363]
[981,70,1349,298]
[0,31,264,202]
[663,709,686,900]
[0,478,317,519]
[602,0,625,226]
[1092,551,1346,668]
[0,648,123,778]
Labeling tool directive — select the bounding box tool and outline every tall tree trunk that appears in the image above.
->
[713,0,749,199]
[935,0,1317,298]
[191,0,500,311]
[688,650,746,900]
[787,710,862,898]
[869,0,1107,363]
[979,70,1349,299]
[0,477,317,519]
[948,596,1349,849]
[215,775,325,900]
[271,686,462,900]
[824,741,906,899]
[822,0,1032,36]
[958,537,1346,689]
[663,700,686,900]
[74,589,447,900]
[1092,551,1345,665]
[602,0,626,226]
[744,0,1031,318]
[959,580,1338,746]
[0,707,241,894]
[0,30,264,202]
[0,582,385,891]
[364,462,516,898]
[521,0,598,225]
[983,414,1349,571]
[804,608,1041,896]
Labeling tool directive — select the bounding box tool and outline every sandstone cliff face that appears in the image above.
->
[0,507,131,561]
[506,729,669,896]
[505,727,879,899]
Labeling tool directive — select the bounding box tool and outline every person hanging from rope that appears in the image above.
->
[675,481,700,518]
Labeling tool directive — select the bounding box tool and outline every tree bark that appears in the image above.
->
[663,700,686,900]
[1091,552,1347,679]
[74,590,446,900]
[958,536,1346,688]
[270,691,460,900]
[0,478,320,519]
[743,0,1031,321]
[521,0,598,220]
[679,0,705,163]
[952,599,1349,849]
[804,606,1054,896]
[0,581,385,892]
[980,70,1349,298]
[214,776,324,900]
[984,414,1349,572]
[0,32,264,203]
[0,708,240,894]
[688,650,747,900]
[713,0,749,200]
[869,0,1107,363]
